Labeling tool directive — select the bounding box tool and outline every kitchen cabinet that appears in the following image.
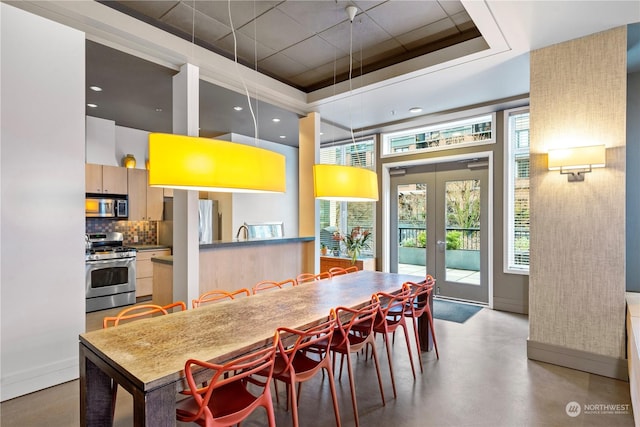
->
[320,256,376,273]
[136,248,171,297]
[127,168,164,221]
[85,163,127,194]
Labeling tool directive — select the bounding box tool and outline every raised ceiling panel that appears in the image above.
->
[105,0,479,92]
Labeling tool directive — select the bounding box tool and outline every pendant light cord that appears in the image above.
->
[348,16,356,146]
[228,0,259,143]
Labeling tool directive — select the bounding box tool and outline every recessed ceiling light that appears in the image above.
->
[87,103,98,108]
[320,132,324,136]
[279,135,286,139]
[409,107,422,114]
[155,108,163,112]
[233,106,243,111]
[89,86,102,92]
[272,118,281,123]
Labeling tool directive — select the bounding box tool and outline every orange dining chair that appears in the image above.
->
[176,331,279,427]
[328,267,348,277]
[192,288,251,308]
[102,301,186,328]
[369,285,416,398]
[262,310,341,427]
[403,280,440,363]
[103,301,186,417]
[252,279,296,294]
[344,266,359,273]
[295,272,331,285]
[329,298,385,427]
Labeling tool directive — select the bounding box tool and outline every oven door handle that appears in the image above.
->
[86,258,135,266]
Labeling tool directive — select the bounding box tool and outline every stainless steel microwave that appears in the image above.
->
[85,196,128,218]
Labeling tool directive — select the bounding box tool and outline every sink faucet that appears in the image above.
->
[236,224,248,240]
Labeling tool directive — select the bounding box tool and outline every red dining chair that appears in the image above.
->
[370,285,416,397]
[252,279,296,294]
[405,280,440,363]
[176,332,279,427]
[192,288,251,308]
[329,298,385,427]
[265,310,341,427]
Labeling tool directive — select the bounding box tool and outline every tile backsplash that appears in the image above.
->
[86,219,157,245]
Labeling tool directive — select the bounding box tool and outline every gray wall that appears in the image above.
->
[376,102,530,314]
[627,70,640,291]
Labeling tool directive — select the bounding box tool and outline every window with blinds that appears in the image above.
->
[319,139,376,257]
[505,109,530,273]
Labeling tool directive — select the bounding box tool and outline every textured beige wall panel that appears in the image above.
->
[529,27,626,359]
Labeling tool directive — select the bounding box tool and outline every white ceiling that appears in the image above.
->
[11,1,640,147]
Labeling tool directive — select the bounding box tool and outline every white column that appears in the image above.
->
[172,63,200,307]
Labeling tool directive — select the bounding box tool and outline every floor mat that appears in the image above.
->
[433,299,483,323]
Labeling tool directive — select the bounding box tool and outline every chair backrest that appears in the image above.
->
[344,266,359,273]
[316,271,331,280]
[192,288,250,308]
[102,301,186,328]
[404,280,434,317]
[296,272,331,285]
[332,298,380,348]
[423,275,436,286]
[275,309,336,371]
[328,267,348,277]
[296,273,317,285]
[374,285,412,327]
[181,331,279,423]
[252,279,296,294]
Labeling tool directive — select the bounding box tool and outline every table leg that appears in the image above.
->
[80,345,114,427]
[417,289,434,352]
[133,383,177,427]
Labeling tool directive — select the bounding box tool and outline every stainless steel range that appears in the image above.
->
[85,232,137,313]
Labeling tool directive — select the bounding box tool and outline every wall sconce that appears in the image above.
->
[547,145,605,182]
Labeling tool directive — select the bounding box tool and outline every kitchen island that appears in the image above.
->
[152,236,314,306]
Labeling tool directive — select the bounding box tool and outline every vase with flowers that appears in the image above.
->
[333,227,372,265]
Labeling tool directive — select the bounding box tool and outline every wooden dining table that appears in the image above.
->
[79,270,429,427]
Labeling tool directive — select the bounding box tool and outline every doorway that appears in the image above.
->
[389,159,489,304]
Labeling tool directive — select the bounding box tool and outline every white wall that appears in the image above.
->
[115,125,149,169]
[217,134,299,237]
[1,4,86,400]
[86,116,117,165]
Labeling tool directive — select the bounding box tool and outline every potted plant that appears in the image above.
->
[334,227,372,265]
[320,243,328,256]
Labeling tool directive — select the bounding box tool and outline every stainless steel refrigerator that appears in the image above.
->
[158,199,220,246]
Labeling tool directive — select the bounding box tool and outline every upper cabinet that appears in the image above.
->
[85,163,127,194]
[127,168,163,221]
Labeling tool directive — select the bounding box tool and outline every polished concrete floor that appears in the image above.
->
[1,307,634,426]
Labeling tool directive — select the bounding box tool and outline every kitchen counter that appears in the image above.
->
[200,236,314,249]
[130,244,171,251]
[152,236,315,306]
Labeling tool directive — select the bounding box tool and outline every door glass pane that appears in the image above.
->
[397,183,427,276]
[444,179,481,285]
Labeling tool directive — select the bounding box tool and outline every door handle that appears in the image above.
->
[437,240,446,251]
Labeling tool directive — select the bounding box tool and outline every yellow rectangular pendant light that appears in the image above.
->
[313,164,379,201]
[148,133,286,193]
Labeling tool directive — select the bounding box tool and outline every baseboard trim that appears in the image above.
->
[1,357,78,401]
[527,339,628,381]
[493,297,528,314]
